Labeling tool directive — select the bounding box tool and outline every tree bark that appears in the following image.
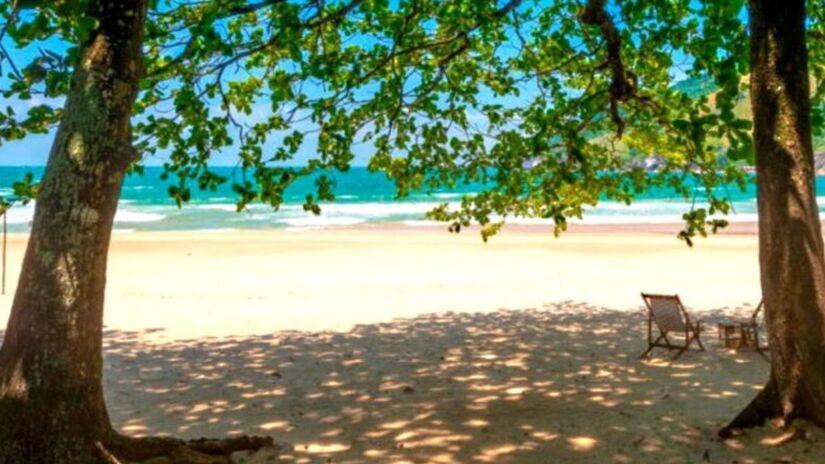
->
[0,1,148,462]
[722,0,825,437]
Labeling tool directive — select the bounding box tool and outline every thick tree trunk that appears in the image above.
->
[721,0,825,436]
[0,1,148,462]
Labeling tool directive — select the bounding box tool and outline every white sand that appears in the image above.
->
[0,225,763,340]
[2,225,823,462]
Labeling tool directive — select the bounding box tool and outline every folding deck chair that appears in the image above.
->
[718,300,769,358]
[640,293,705,360]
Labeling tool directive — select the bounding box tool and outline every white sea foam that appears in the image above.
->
[0,195,790,233]
[194,203,239,212]
[4,204,34,225]
[183,227,239,233]
[318,201,448,217]
[281,216,365,227]
[114,210,166,223]
[431,192,470,200]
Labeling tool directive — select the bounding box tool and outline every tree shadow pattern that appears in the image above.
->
[5,301,823,463]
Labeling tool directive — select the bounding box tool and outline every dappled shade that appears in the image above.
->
[80,302,825,463]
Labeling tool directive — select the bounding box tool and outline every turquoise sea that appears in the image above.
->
[0,166,794,233]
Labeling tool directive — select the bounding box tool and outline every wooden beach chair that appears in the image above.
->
[717,301,769,357]
[640,293,705,360]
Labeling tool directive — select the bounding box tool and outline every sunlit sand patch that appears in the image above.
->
[464,418,489,428]
[554,323,584,333]
[594,368,615,378]
[474,444,520,462]
[453,373,488,382]
[631,399,655,406]
[412,410,436,421]
[505,386,529,395]
[635,436,663,452]
[531,431,560,441]
[429,452,457,463]
[121,423,148,434]
[672,431,700,445]
[395,430,418,441]
[145,387,171,394]
[568,436,597,451]
[468,382,507,393]
[162,404,188,414]
[258,420,292,432]
[295,442,351,454]
[378,380,409,391]
[321,428,343,437]
[472,395,499,404]
[380,419,410,430]
[365,429,391,438]
[363,449,387,458]
[240,387,286,398]
[190,372,222,381]
[704,390,739,399]
[588,395,619,407]
[761,429,800,446]
[504,354,529,368]
[722,438,745,449]
[319,414,341,424]
[188,403,211,414]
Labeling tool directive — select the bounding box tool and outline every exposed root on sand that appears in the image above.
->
[103,433,277,463]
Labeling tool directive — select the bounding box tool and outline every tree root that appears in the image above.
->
[719,375,782,438]
[104,432,277,463]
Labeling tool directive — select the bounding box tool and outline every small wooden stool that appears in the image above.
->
[717,301,768,358]
[717,322,751,349]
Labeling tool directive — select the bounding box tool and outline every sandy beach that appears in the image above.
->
[0,223,763,340]
[2,224,824,462]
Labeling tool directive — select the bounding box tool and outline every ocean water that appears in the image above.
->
[0,166,793,233]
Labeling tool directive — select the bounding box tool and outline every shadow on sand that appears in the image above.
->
[6,301,824,463]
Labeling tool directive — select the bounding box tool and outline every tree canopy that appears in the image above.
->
[0,0,823,240]
[2,1,825,461]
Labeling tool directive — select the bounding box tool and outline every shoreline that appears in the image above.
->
[1,219,763,237]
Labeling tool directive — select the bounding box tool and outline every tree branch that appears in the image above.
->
[580,0,644,137]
